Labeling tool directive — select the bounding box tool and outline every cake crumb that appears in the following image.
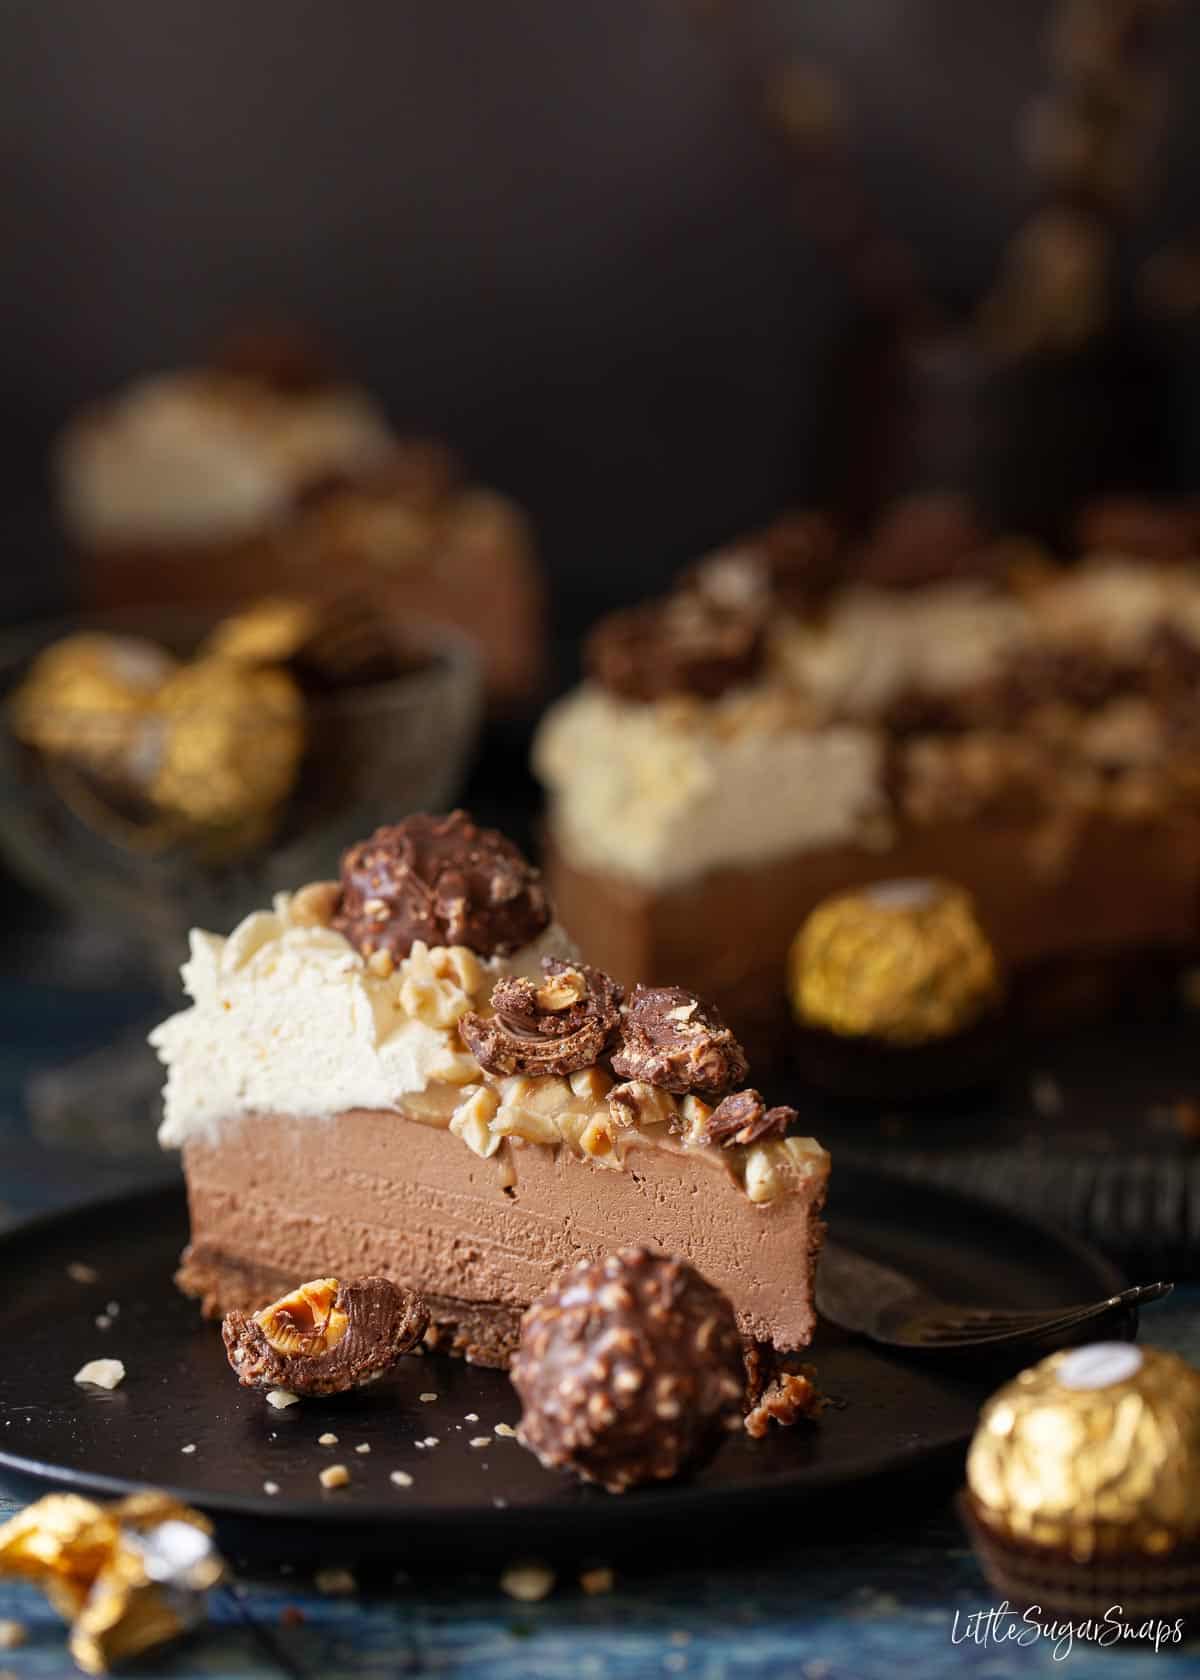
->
[74,1358,124,1390]
[501,1561,555,1602]
[318,1432,338,1446]
[390,1470,414,1488]
[266,1389,300,1410]
[464,1412,479,1422]
[0,1623,25,1651]
[423,1436,439,1447]
[745,1372,822,1439]
[105,1301,120,1316]
[579,1567,614,1596]
[1031,1073,1063,1117]
[319,1464,350,1489]
[263,1481,280,1496]
[355,1442,371,1454]
[419,1392,437,1403]
[469,1436,491,1449]
[67,1262,98,1284]
[493,1497,508,1509]
[494,1422,517,1437]
[94,1315,112,1331]
[181,1443,196,1455]
[314,1567,356,1595]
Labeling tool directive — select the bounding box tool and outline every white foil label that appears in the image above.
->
[865,879,938,912]
[1057,1343,1143,1391]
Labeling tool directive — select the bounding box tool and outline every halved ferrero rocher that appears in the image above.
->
[460,958,624,1078]
[221,1275,429,1397]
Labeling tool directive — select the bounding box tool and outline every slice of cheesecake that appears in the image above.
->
[152,811,829,1366]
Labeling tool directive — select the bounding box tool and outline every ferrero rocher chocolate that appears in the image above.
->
[9,632,174,782]
[0,1490,223,1674]
[152,657,305,829]
[202,596,322,666]
[967,1344,1200,1560]
[788,878,999,1046]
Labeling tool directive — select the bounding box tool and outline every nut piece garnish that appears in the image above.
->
[0,1619,27,1650]
[314,1564,356,1590]
[289,880,340,928]
[266,1389,300,1409]
[579,1567,614,1596]
[67,1262,99,1284]
[744,1371,822,1439]
[73,1359,125,1390]
[318,1465,350,1490]
[700,1090,796,1149]
[461,959,623,1079]
[512,1246,745,1494]
[222,1276,429,1397]
[500,1562,556,1602]
[611,985,749,1098]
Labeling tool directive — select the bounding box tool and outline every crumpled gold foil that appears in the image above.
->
[151,657,305,829]
[9,633,173,783]
[967,1343,1200,1561]
[0,1490,223,1674]
[787,878,999,1045]
[202,596,322,667]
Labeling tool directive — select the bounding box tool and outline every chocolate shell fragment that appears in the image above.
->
[512,1246,745,1493]
[701,1089,796,1148]
[461,958,623,1077]
[333,810,552,961]
[585,592,764,704]
[222,1276,428,1397]
[611,984,749,1097]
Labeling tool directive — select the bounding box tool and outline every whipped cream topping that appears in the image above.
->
[534,683,889,889]
[152,891,576,1146]
[56,371,394,546]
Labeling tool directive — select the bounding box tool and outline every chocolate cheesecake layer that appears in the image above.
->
[178,1106,827,1365]
[545,809,1200,1040]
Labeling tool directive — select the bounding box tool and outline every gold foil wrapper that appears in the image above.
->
[9,633,173,782]
[0,1491,223,1674]
[787,878,998,1045]
[152,657,305,829]
[202,596,322,666]
[967,1343,1200,1561]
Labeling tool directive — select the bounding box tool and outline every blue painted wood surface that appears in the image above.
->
[2,974,1198,1678]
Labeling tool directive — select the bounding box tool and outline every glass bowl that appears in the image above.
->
[0,604,483,979]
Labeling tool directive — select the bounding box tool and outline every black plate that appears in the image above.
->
[0,1173,1124,1562]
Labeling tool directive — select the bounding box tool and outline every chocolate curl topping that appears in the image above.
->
[460,958,623,1078]
[610,984,749,1098]
[333,810,551,961]
[701,1089,796,1148]
[585,593,765,705]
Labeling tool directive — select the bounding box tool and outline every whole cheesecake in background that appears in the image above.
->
[151,811,829,1368]
[55,329,545,709]
[533,498,1200,1040]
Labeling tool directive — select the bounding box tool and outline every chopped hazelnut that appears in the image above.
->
[266,1388,300,1409]
[579,1568,614,1596]
[290,880,340,927]
[500,1562,556,1602]
[73,1358,125,1390]
[256,1278,349,1359]
[319,1464,350,1490]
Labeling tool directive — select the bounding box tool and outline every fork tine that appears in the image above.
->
[917,1299,1122,1346]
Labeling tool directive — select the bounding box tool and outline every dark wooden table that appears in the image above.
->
[2,954,1199,1679]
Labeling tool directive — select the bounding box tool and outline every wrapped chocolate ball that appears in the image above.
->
[511,1246,745,1493]
[961,1343,1200,1622]
[8,631,174,786]
[151,656,304,834]
[787,878,1003,1100]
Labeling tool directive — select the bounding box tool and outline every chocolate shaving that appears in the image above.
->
[701,1090,796,1148]
[511,1246,745,1493]
[333,810,551,961]
[611,984,749,1098]
[460,958,623,1077]
[584,594,764,705]
[221,1277,429,1398]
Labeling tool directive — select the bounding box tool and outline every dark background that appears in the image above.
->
[2,0,1200,642]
